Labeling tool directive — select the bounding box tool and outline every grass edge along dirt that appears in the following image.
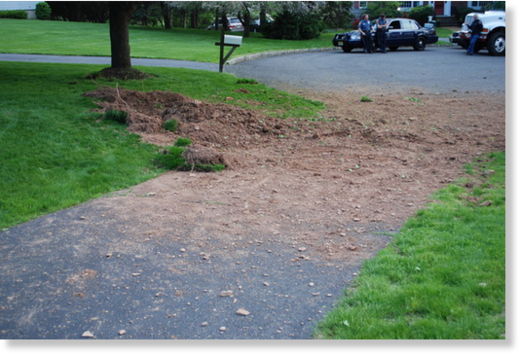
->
[0,61,323,229]
[155,137,225,172]
[315,152,505,339]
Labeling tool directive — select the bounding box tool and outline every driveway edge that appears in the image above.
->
[227,47,337,65]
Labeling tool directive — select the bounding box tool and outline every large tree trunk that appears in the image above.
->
[239,4,251,38]
[259,3,267,27]
[109,2,134,69]
[190,8,199,28]
[161,2,172,29]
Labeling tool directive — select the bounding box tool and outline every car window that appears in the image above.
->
[401,20,415,30]
[389,20,401,29]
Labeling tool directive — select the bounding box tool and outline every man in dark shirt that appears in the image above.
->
[358,14,374,53]
[376,14,388,53]
[467,14,483,55]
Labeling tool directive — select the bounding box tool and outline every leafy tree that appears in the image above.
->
[236,2,254,37]
[262,2,324,40]
[47,1,108,22]
[132,2,162,27]
[409,5,434,25]
[35,2,51,20]
[484,1,505,10]
[320,1,353,29]
[366,1,400,18]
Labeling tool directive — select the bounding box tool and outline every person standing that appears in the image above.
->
[466,14,483,55]
[376,14,388,53]
[358,14,374,53]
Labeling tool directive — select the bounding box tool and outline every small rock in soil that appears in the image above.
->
[219,326,227,332]
[118,329,126,336]
[308,282,315,287]
[236,308,250,316]
[201,321,209,327]
[81,330,95,338]
[219,290,234,297]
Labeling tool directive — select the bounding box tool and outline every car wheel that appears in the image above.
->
[413,37,426,51]
[341,46,352,53]
[389,46,398,51]
[487,31,505,56]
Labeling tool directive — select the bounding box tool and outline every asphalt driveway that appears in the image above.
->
[226,46,505,94]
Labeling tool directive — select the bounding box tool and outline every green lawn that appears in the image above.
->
[0,19,335,62]
[0,61,323,229]
[316,152,505,339]
[436,27,456,38]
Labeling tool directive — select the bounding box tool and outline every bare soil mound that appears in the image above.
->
[84,87,289,148]
[93,91,504,261]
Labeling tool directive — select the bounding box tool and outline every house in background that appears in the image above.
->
[351,1,495,25]
[0,1,39,19]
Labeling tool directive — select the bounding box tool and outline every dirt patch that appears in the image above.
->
[89,89,504,262]
[84,87,290,149]
[86,67,153,80]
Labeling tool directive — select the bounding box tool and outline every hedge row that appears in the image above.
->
[0,10,27,19]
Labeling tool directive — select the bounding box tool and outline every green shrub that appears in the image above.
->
[156,146,187,170]
[163,119,178,132]
[453,6,477,25]
[0,10,27,19]
[366,1,401,18]
[409,5,434,26]
[174,137,192,147]
[104,109,128,124]
[35,2,51,20]
[360,96,373,102]
[262,9,324,40]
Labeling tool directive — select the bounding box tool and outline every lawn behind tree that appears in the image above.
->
[0,19,336,63]
[0,61,323,229]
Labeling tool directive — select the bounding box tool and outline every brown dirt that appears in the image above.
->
[85,87,290,149]
[85,67,153,80]
[89,89,504,264]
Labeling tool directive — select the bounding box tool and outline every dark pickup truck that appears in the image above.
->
[333,18,438,52]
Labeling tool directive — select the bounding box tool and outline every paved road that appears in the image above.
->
[0,53,218,71]
[227,46,505,94]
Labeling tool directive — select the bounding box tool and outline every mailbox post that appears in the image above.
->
[215,28,242,72]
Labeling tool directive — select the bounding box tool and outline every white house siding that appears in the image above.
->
[0,1,38,11]
[0,1,39,19]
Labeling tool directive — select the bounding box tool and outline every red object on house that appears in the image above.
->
[435,1,445,15]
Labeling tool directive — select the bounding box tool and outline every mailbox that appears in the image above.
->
[215,34,243,72]
[224,35,243,46]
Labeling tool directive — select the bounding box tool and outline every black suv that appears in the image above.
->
[333,18,438,52]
